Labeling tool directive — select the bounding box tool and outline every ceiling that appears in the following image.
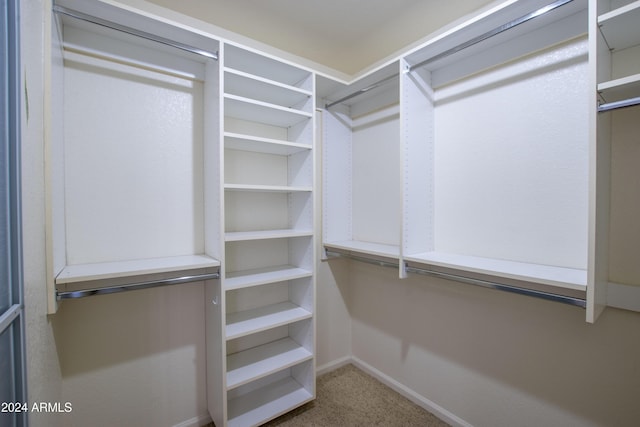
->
[142,0,496,76]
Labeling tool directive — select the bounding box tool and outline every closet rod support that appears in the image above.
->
[408,0,574,72]
[405,265,586,308]
[56,272,220,300]
[53,4,219,61]
[325,249,400,269]
[598,96,640,112]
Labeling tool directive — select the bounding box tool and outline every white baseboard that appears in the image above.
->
[607,282,640,313]
[173,413,212,427]
[350,356,473,427]
[316,355,352,376]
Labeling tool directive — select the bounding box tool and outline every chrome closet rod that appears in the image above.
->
[407,0,573,72]
[325,249,400,269]
[52,4,219,61]
[324,0,573,110]
[598,96,640,112]
[405,265,586,308]
[56,272,220,300]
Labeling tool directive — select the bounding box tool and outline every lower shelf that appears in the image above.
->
[226,338,313,390]
[227,376,313,427]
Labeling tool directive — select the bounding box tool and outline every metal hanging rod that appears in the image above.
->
[325,74,399,109]
[53,4,219,61]
[56,272,220,300]
[325,249,400,270]
[326,248,585,308]
[598,96,640,112]
[324,0,573,110]
[408,0,573,72]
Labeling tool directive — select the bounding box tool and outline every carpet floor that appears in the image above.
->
[209,364,450,426]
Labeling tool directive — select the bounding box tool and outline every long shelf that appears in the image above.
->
[225,68,312,109]
[55,254,220,284]
[404,251,587,290]
[224,184,313,193]
[225,302,312,340]
[226,337,313,390]
[224,94,312,128]
[224,132,311,156]
[225,265,313,291]
[227,376,313,427]
[225,229,314,242]
[324,240,400,260]
[598,1,640,51]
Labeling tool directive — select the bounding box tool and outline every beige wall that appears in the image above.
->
[347,260,640,427]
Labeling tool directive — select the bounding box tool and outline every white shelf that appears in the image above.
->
[225,229,314,242]
[598,1,640,51]
[598,73,640,102]
[224,132,311,156]
[227,376,313,427]
[225,265,313,291]
[224,94,312,128]
[55,254,220,284]
[324,240,400,260]
[224,184,312,193]
[226,338,313,390]
[226,302,312,340]
[225,68,312,109]
[404,251,587,291]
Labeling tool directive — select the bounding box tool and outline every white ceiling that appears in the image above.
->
[143,0,496,76]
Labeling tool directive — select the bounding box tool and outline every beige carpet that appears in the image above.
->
[210,364,450,426]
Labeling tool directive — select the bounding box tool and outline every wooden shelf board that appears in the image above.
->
[55,254,220,284]
[324,240,400,260]
[224,94,312,128]
[599,1,640,51]
[224,184,313,193]
[598,73,640,103]
[226,302,312,340]
[225,229,314,242]
[404,251,587,290]
[226,337,313,390]
[225,68,311,109]
[227,376,313,427]
[224,132,311,156]
[225,265,313,291]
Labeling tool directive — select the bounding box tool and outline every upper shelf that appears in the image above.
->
[224,68,312,110]
[224,95,312,128]
[598,1,640,51]
[324,240,400,260]
[598,73,640,102]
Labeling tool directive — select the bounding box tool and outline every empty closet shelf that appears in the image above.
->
[227,376,313,427]
[225,266,313,291]
[224,184,312,193]
[226,302,312,340]
[224,94,312,128]
[226,337,313,390]
[225,229,313,242]
[324,240,400,259]
[598,1,640,51]
[224,132,311,155]
[404,252,586,290]
[55,254,220,284]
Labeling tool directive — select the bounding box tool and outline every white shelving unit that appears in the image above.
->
[47,1,222,310]
[321,63,402,263]
[589,0,640,320]
[207,42,316,427]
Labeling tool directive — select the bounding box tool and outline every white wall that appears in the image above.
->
[21,1,64,426]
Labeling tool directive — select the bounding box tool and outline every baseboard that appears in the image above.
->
[607,282,640,313]
[173,413,212,427]
[316,355,352,376]
[350,356,473,427]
